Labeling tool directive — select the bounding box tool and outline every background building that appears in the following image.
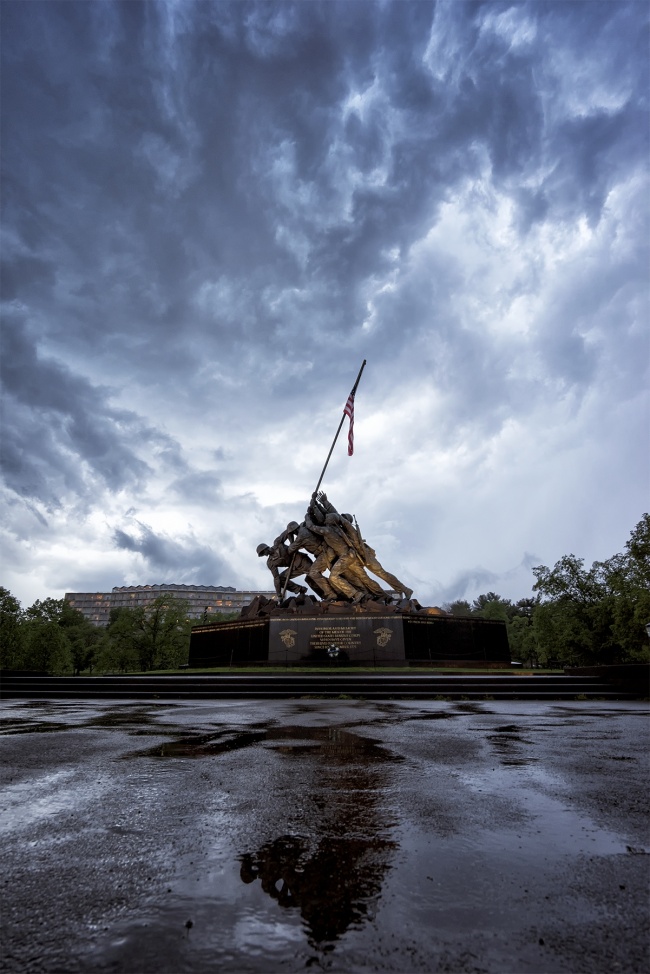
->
[65,584,275,626]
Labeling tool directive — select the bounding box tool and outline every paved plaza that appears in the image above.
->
[1,698,648,973]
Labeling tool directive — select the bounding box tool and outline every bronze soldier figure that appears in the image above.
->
[256,541,310,598]
[286,523,339,600]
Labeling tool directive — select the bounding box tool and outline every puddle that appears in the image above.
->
[486,732,537,766]
[0,718,74,735]
[94,716,403,966]
[0,703,181,736]
[12,700,57,709]
[398,711,456,721]
[486,734,534,746]
[127,725,402,763]
[85,709,160,728]
[453,702,496,715]
[548,705,650,722]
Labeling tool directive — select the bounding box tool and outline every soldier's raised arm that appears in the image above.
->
[274,521,299,547]
[305,510,327,537]
[316,491,338,516]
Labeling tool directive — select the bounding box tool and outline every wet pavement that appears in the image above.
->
[0,698,648,974]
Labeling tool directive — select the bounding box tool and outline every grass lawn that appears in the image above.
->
[126,666,563,676]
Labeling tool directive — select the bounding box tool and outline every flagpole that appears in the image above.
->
[279,359,366,601]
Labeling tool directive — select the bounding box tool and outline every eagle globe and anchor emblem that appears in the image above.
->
[373,627,393,648]
[279,629,297,649]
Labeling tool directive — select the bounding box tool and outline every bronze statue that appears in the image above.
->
[257,492,412,604]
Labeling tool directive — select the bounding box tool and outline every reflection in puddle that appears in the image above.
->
[124,723,402,949]
[208,725,399,949]
[85,709,159,728]
[0,702,179,736]
[129,724,401,763]
[453,702,495,714]
[0,719,74,735]
[487,732,537,766]
[399,712,455,721]
[240,832,396,946]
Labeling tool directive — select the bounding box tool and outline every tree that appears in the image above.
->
[24,597,69,624]
[66,620,103,675]
[196,609,240,624]
[98,597,191,672]
[22,620,73,674]
[21,597,75,673]
[22,597,102,674]
[96,608,141,673]
[136,596,191,670]
[472,592,512,622]
[624,513,650,586]
[532,516,650,666]
[532,555,620,665]
[506,598,541,665]
[0,587,26,670]
[599,514,650,661]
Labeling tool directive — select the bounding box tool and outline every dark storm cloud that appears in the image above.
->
[3,1,646,385]
[541,104,647,227]
[112,519,231,584]
[1,310,154,507]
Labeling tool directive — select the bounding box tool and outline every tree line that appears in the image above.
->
[1,515,648,673]
[444,515,649,667]
[0,594,195,675]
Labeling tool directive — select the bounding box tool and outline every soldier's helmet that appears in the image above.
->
[256,543,270,556]
[286,521,299,532]
[342,513,353,522]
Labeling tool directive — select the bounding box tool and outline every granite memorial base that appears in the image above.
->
[189,608,510,668]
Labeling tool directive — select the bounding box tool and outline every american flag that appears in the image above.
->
[344,393,355,456]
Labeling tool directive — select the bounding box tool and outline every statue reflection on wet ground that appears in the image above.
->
[131,722,401,951]
[239,831,395,946]
[236,725,400,948]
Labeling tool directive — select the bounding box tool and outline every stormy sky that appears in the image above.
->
[1,0,648,609]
